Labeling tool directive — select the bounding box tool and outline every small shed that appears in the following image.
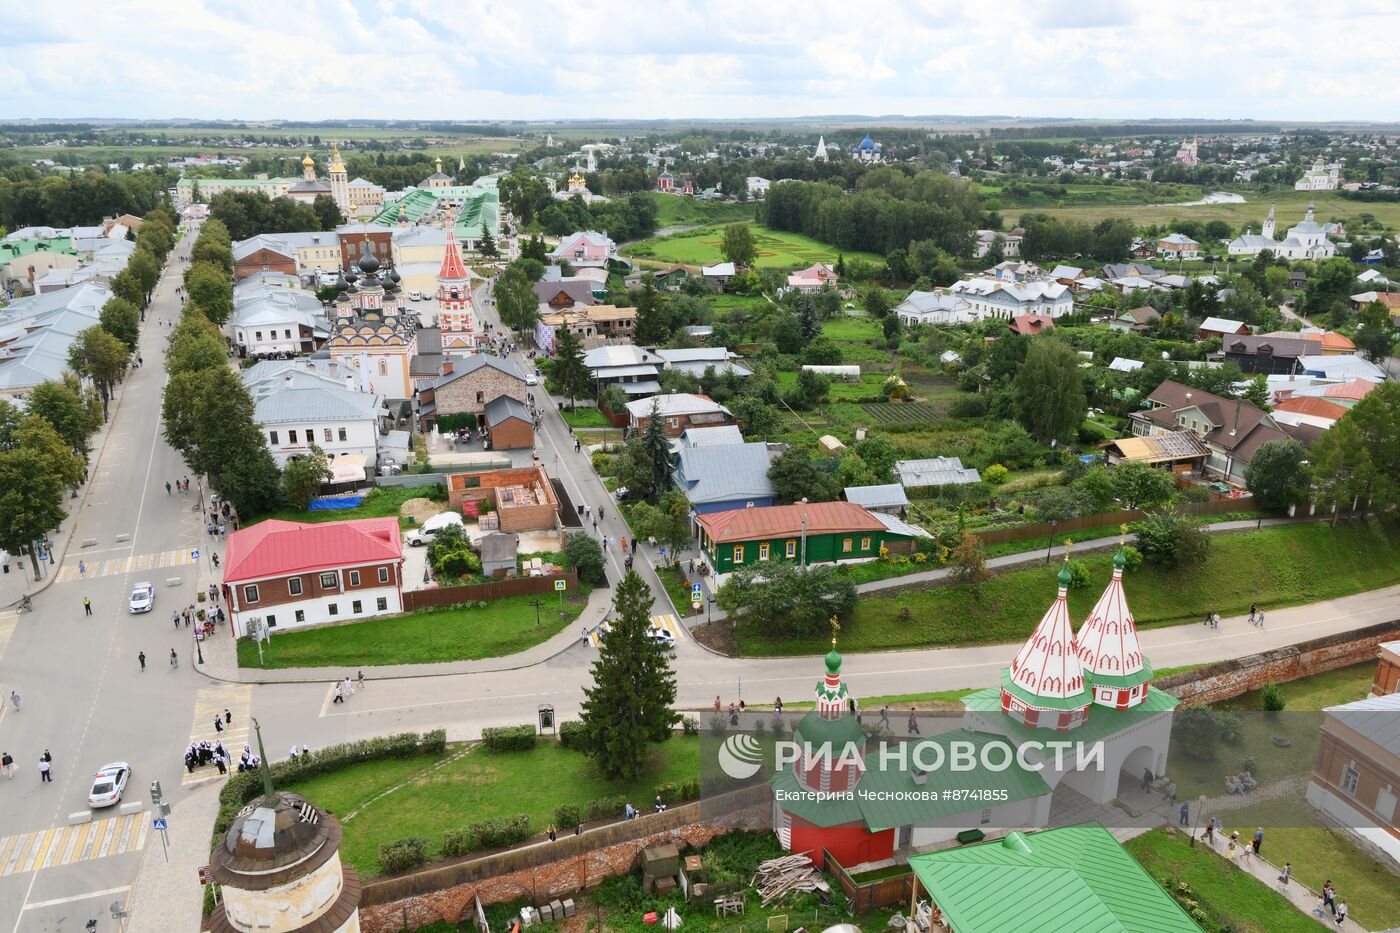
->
[485,395,534,451]
[818,434,847,455]
[480,532,520,578]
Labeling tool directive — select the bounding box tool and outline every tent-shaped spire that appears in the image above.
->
[436,208,469,283]
[1007,561,1087,702]
[1075,547,1151,709]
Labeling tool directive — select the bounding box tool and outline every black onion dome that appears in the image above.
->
[357,244,380,275]
[389,269,401,283]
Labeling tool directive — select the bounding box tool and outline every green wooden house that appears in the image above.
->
[696,501,924,575]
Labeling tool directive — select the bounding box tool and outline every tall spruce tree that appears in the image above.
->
[579,570,679,779]
[550,324,592,407]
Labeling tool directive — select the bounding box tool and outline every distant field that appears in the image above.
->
[775,369,887,399]
[624,222,882,269]
[12,133,520,165]
[1034,188,1400,231]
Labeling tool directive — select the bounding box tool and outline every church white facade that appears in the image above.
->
[1227,204,1337,261]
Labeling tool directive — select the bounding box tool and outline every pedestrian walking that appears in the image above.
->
[621,537,628,552]
[879,705,890,728]
[1141,767,1153,791]
[1178,801,1190,825]
[1165,780,1177,805]
[1335,900,1348,925]
[599,506,605,521]
[224,708,232,725]
[592,518,598,532]
[574,438,581,452]
[215,754,227,775]
[1278,862,1291,886]
[138,651,146,671]
[83,596,92,616]
[1256,609,1265,627]
[78,560,86,577]
[356,671,365,689]
[1323,881,1336,916]
[172,611,181,629]
[1252,827,1264,855]
[1205,819,1215,844]
[214,716,223,733]
[165,481,172,495]
[170,648,178,668]
[38,758,51,783]
[1,751,13,778]
[907,708,920,734]
[584,505,591,519]
[10,691,20,712]
[1248,602,1257,624]
[212,553,220,568]
[333,684,344,704]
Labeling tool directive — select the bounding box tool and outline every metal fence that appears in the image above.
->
[971,497,1257,547]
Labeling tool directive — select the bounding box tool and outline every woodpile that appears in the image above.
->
[751,854,827,907]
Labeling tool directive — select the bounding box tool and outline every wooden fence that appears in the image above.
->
[823,849,914,913]
[970,497,1257,548]
[362,784,772,907]
[402,572,580,611]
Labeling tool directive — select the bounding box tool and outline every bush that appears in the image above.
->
[1064,560,1090,590]
[655,779,701,805]
[584,795,627,821]
[481,724,537,752]
[558,719,586,749]
[1261,683,1286,712]
[565,532,606,585]
[419,729,447,754]
[983,464,1009,485]
[708,714,729,735]
[554,804,583,829]
[1119,545,1144,573]
[442,814,532,858]
[1131,511,1210,570]
[379,837,430,874]
[681,715,699,736]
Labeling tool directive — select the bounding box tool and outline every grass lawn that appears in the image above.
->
[286,736,701,876]
[623,223,882,269]
[776,369,888,400]
[821,316,883,342]
[1213,661,1376,712]
[250,485,442,527]
[647,192,754,228]
[1124,828,1322,933]
[236,590,589,668]
[656,564,702,617]
[734,519,1400,656]
[559,405,611,429]
[1199,799,1400,930]
[1037,188,1400,234]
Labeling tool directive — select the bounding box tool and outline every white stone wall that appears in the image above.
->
[221,850,358,933]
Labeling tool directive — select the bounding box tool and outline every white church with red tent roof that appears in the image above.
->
[436,207,478,355]
[769,547,1177,865]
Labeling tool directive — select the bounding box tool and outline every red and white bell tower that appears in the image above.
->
[1075,546,1153,710]
[437,208,476,354]
[1000,559,1093,731]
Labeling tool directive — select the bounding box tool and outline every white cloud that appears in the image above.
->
[0,0,1392,120]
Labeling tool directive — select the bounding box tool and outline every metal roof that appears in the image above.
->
[223,518,401,583]
[624,393,729,419]
[253,386,383,425]
[1326,691,1400,749]
[907,823,1202,933]
[697,501,884,543]
[843,484,910,510]
[681,425,744,448]
[673,443,776,505]
[895,457,980,488]
[484,394,532,427]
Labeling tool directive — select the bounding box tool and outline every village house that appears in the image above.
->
[1109,306,1162,333]
[222,518,404,636]
[785,263,838,294]
[536,304,636,351]
[483,395,534,450]
[550,231,617,268]
[625,393,732,437]
[229,285,329,358]
[1156,233,1200,259]
[1198,316,1249,340]
[1306,689,1400,864]
[695,500,924,577]
[1220,334,1318,375]
[672,442,778,514]
[947,277,1074,320]
[1130,380,1294,484]
[416,354,528,432]
[584,344,664,397]
[893,291,975,327]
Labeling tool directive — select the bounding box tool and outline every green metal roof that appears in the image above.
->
[907,822,1202,932]
[962,685,1177,748]
[771,728,1051,832]
[372,187,500,239]
[0,237,81,260]
[175,177,297,189]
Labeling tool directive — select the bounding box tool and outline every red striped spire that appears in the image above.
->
[437,207,468,283]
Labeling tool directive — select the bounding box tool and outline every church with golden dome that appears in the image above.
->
[287,143,352,217]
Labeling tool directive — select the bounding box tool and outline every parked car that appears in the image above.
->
[409,290,424,301]
[129,582,155,614]
[406,511,464,547]
[88,762,131,808]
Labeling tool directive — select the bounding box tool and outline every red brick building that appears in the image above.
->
[222,518,404,636]
[233,236,298,282]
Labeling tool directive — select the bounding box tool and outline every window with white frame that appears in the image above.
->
[319,572,337,588]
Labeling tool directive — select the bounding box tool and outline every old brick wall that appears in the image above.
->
[1156,620,1400,705]
[359,815,762,933]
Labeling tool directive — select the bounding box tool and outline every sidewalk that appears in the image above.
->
[123,775,222,933]
[195,577,616,684]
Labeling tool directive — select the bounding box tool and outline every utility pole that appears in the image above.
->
[799,497,808,570]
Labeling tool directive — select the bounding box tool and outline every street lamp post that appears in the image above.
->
[799,497,809,570]
[1045,519,1059,564]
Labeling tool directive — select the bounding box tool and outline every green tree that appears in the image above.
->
[478,228,499,258]
[1243,439,1310,514]
[852,435,898,482]
[1346,382,1400,515]
[67,325,128,418]
[578,570,679,779]
[126,248,160,305]
[99,297,141,352]
[1308,417,1372,524]
[110,268,145,310]
[720,223,757,267]
[949,532,989,593]
[1354,300,1397,363]
[282,445,332,509]
[767,447,841,504]
[615,399,673,501]
[564,532,606,585]
[494,265,540,338]
[729,395,785,438]
[1301,256,1357,322]
[184,261,233,325]
[1110,462,1177,510]
[629,491,691,565]
[1011,339,1087,442]
[549,324,592,406]
[26,376,99,456]
[1130,512,1210,569]
[716,562,857,637]
[0,441,69,580]
[631,277,669,346]
[311,194,344,231]
[863,287,891,318]
[166,310,228,375]
[785,368,830,410]
[11,414,83,490]
[192,234,234,275]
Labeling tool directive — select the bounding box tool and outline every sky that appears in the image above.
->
[1,0,1393,123]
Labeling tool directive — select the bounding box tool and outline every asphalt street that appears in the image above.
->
[0,225,217,932]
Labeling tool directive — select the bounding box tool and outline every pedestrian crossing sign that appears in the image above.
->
[554,580,567,591]
[153,818,167,830]
[691,583,702,599]
[191,550,199,560]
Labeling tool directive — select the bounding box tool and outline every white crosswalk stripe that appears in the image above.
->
[57,549,195,583]
[0,610,18,663]
[181,683,253,785]
[0,812,148,878]
[590,613,682,648]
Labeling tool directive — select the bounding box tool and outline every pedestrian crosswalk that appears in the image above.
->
[181,683,253,786]
[589,613,683,648]
[0,610,17,663]
[57,549,195,583]
[0,811,149,878]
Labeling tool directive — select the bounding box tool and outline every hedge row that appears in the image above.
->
[380,814,532,874]
[214,730,446,837]
[481,724,536,751]
[558,719,586,749]
[552,778,700,829]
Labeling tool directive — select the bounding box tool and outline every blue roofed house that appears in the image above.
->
[672,442,778,514]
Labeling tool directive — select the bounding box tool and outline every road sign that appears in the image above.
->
[554,580,566,591]
[691,583,702,599]
[192,549,200,560]
[153,817,167,830]
[198,865,213,885]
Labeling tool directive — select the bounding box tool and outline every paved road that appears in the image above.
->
[0,225,218,931]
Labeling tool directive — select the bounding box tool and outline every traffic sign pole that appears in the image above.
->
[153,817,170,862]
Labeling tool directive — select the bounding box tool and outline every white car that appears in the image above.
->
[88,762,131,808]
[525,373,539,386]
[646,626,676,648]
[409,290,424,301]
[129,582,155,614]
[405,511,464,547]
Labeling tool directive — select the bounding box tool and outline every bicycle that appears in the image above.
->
[16,595,32,613]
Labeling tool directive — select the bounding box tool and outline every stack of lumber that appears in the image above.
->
[752,854,824,907]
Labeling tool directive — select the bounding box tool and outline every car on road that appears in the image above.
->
[646,626,676,648]
[88,762,131,808]
[409,290,423,301]
[129,582,155,614]
[525,373,538,386]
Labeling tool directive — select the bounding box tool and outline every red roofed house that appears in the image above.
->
[1271,395,1349,429]
[1008,314,1056,336]
[696,501,925,577]
[222,518,404,636]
